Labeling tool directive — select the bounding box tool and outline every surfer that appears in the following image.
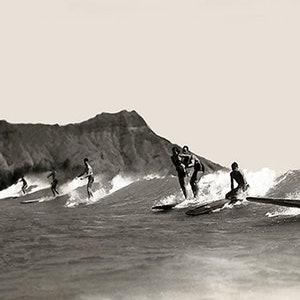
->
[171,146,187,199]
[77,158,94,199]
[225,162,249,201]
[19,175,28,194]
[181,145,204,198]
[47,167,59,197]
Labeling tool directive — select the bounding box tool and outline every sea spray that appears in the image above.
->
[59,177,87,195]
[64,173,135,207]
[109,174,135,193]
[65,173,165,207]
[0,181,23,199]
[65,187,107,208]
[175,168,277,208]
[245,168,276,197]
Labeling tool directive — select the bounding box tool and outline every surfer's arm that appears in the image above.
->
[177,155,187,171]
[241,170,247,185]
[230,173,234,190]
[186,154,197,168]
[81,173,90,179]
[77,172,85,178]
[78,166,92,179]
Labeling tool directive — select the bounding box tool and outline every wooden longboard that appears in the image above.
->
[185,199,228,216]
[20,199,41,204]
[152,203,177,210]
[246,197,300,208]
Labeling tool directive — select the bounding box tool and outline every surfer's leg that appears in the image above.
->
[51,187,56,196]
[190,170,203,198]
[225,187,239,200]
[178,176,187,199]
[53,180,59,195]
[225,190,234,200]
[87,177,94,199]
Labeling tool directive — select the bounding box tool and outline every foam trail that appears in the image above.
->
[143,174,164,180]
[65,187,107,208]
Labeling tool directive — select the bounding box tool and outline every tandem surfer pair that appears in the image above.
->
[171,145,205,199]
[171,145,249,201]
[18,158,95,200]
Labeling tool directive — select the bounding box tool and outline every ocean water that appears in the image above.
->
[1,170,300,300]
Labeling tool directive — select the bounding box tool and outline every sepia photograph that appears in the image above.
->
[1,1,300,299]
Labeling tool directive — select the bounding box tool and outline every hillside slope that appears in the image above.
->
[0,110,224,189]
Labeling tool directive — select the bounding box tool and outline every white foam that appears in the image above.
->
[65,187,107,208]
[143,174,163,180]
[0,182,22,199]
[59,177,87,195]
[64,173,166,208]
[266,207,300,217]
[168,168,277,207]
[245,168,277,197]
[0,173,50,200]
[109,174,135,193]
[155,194,178,206]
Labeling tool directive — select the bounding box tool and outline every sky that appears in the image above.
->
[0,0,299,175]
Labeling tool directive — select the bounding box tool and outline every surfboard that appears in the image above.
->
[185,199,229,216]
[152,203,177,210]
[246,197,300,208]
[20,195,55,204]
[20,199,41,204]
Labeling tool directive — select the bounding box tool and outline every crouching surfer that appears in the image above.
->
[225,162,249,203]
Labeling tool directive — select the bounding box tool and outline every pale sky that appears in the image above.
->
[1,0,299,175]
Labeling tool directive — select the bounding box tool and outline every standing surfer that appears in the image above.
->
[47,167,59,197]
[18,175,28,194]
[77,158,94,199]
[225,162,249,201]
[171,146,187,199]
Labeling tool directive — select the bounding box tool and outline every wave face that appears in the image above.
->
[266,170,300,198]
[1,169,300,300]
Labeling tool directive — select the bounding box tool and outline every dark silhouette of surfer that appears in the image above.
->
[47,167,59,197]
[171,146,187,199]
[77,158,94,199]
[19,175,28,194]
[181,145,204,198]
[225,162,249,201]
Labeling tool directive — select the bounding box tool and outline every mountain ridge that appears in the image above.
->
[0,110,224,189]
